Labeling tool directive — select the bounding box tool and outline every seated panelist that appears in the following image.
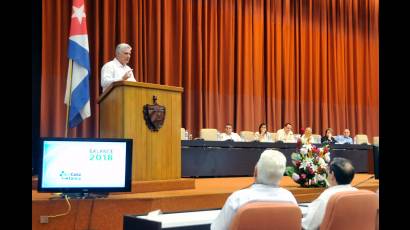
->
[220,123,243,142]
[276,122,295,143]
[335,129,353,144]
[301,127,313,144]
[254,123,273,142]
[321,128,337,144]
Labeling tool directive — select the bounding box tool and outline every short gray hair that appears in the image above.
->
[256,149,286,186]
[115,43,132,55]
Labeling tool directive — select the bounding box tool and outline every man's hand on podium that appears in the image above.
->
[122,69,133,80]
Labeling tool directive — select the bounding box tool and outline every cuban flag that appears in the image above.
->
[64,0,91,128]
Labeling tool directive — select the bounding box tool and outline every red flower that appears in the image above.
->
[295,160,301,167]
[304,181,309,186]
[306,166,314,175]
[301,173,307,179]
[296,138,302,149]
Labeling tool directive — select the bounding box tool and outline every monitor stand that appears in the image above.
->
[59,192,109,199]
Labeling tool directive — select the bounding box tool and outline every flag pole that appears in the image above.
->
[65,59,74,137]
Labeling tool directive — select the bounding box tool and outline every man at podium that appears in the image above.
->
[101,43,137,92]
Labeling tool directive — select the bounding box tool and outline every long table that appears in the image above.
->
[124,204,310,230]
[181,140,374,177]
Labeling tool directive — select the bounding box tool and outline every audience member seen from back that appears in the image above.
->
[335,129,353,144]
[254,123,272,142]
[301,127,313,144]
[321,128,336,144]
[220,123,243,142]
[302,157,357,230]
[276,123,295,143]
[101,43,137,92]
[211,149,297,230]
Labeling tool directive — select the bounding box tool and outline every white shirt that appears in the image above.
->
[335,135,353,144]
[302,184,358,230]
[254,132,273,142]
[220,132,243,142]
[101,58,137,92]
[276,129,295,142]
[211,183,298,230]
[301,134,313,144]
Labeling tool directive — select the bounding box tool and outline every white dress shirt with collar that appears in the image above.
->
[211,183,298,230]
[220,132,243,142]
[276,129,295,142]
[254,132,273,142]
[302,184,358,230]
[101,58,137,92]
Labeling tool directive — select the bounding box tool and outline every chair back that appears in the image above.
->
[270,132,277,142]
[373,136,379,146]
[376,208,379,230]
[199,128,218,141]
[181,128,186,140]
[229,202,301,230]
[354,134,369,144]
[320,190,379,230]
[240,131,256,142]
[311,134,321,144]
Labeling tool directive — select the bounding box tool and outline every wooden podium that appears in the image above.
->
[98,81,194,192]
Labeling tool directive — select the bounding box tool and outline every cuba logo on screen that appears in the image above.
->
[60,170,82,181]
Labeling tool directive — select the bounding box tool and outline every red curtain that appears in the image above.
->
[41,0,379,139]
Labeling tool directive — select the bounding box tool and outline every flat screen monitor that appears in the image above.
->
[37,137,133,194]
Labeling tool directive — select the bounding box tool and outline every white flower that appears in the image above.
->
[292,173,300,181]
[324,153,331,162]
[311,164,318,172]
[300,148,308,155]
[291,152,301,161]
[300,160,308,169]
[316,174,326,181]
[318,158,326,167]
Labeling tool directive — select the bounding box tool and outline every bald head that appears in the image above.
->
[329,157,355,185]
[343,129,351,137]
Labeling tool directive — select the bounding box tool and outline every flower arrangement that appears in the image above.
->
[285,141,331,188]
